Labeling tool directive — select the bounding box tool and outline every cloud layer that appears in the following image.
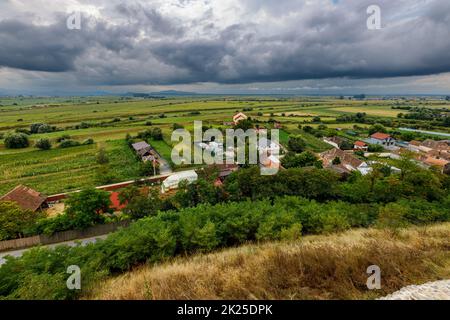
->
[0,0,450,92]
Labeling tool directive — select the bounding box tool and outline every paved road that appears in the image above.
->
[0,234,108,266]
[158,157,173,175]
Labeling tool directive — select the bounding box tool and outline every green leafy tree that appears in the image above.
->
[369,123,387,135]
[0,201,44,240]
[120,187,162,220]
[376,203,409,231]
[96,147,109,164]
[151,128,163,140]
[35,138,52,150]
[64,188,112,229]
[287,135,306,153]
[4,133,29,149]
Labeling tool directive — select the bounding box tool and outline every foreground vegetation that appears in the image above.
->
[0,188,448,299]
[86,223,450,300]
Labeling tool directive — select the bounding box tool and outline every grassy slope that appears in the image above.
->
[86,223,450,300]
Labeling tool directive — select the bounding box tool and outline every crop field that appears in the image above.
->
[0,139,140,195]
[1,95,449,195]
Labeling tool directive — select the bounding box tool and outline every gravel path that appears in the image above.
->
[380,280,450,300]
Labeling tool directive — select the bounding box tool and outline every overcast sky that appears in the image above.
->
[0,0,450,95]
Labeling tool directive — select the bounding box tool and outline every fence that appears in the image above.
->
[0,220,130,253]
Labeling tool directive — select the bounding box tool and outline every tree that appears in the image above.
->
[368,144,384,152]
[0,201,44,240]
[340,140,353,150]
[151,128,163,140]
[376,203,408,231]
[281,151,319,169]
[119,187,162,219]
[287,135,306,153]
[234,118,254,131]
[35,138,52,150]
[95,165,116,184]
[369,123,387,135]
[64,188,112,229]
[96,147,109,164]
[59,140,81,148]
[4,133,29,149]
[139,160,160,176]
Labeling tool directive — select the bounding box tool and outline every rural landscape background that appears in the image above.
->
[0,0,450,302]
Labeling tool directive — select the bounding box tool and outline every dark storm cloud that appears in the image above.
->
[0,19,85,72]
[1,0,450,86]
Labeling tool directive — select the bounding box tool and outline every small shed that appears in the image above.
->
[0,185,48,212]
[131,141,153,160]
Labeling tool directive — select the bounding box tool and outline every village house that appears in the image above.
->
[421,139,450,151]
[366,132,396,147]
[319,148,371,175]
[0,185,48,212]
[421,157,450,170]
[353,141,368,151]
[232,112,248,125]
[131,141,155,162]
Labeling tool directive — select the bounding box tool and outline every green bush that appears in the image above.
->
[35,138,52,150]
[59,140,81,148]
[4,132,29,149]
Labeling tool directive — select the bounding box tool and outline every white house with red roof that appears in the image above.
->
[366,132,396,147]
[354,140,368,151]
[232,112,248,125]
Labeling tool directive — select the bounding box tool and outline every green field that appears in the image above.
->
[1,95,449,195]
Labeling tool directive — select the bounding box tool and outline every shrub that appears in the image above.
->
[0,201,44,240]
[59,140,81,148]
[4,132,29,149]
[35,138,52,150]
[287,136,306,153]
[82,138,94,145]
[56,134,71,143]
[96,148,109,164]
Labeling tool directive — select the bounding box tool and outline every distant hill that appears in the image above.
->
[125,90,199,98]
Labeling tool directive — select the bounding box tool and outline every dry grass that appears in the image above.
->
[85,223,450,300]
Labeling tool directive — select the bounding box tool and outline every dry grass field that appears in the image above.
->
[86,223,450,300]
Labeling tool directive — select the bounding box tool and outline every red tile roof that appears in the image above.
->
[0,185,47,212]
[354,141,368,147]
[371,132,391,140]
[423,157,449,167]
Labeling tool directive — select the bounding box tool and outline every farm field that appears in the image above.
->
[0,139,141,195]
[1,95,449,195]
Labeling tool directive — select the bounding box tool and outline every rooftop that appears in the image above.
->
[0,185,47,212]
[371,132,392,140]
